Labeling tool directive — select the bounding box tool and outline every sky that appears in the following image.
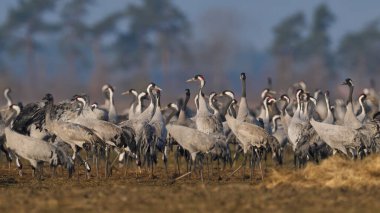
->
[0,0,379,51]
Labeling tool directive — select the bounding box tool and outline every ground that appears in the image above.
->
[1,153,380,212]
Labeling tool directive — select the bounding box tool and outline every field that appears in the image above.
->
[1,153,380,212]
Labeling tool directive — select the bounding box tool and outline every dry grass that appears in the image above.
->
[268,155,380,189]
[2,154,380,212]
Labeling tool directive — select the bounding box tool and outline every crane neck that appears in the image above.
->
[148,88,155,109]
[108,89,115,106]
[303,101,309,118]
[325,94,331,115]
[182,93,190,112]
[197,92,210,115]
[325,95,330,110]
[272,117,278,133]
[130,95,137,108]
[165,107,178,125]
[136,95,144,114]
[359,97,365,114]
[227,101,236,117]
[347,85,354,105]
[241,78,246,98]
[45,100,54,128]
[209,97,218,114]
[295,93,301,117]
[179,93,189,122]
[281,100,288,116]
[156,92,161,109]
[263,100,269,122]
[4,91,12,107]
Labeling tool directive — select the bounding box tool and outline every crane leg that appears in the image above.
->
[1,145,12,172]
[199,155,204,183]
[250,148,254,181]
[124,154,129,177]
[105,145,109,178]
[217,157,221,180]
[175,146,181,175]
[256,149,264,180]
[96,146,100,178]
[16,156,23,177]
[206,154,210,180]
[163,152,168,179]
[242,154,247,180]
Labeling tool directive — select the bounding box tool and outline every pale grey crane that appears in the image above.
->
[342,78,362,129]
[43,94,105,178]
[278,94,291,133]
[119,83,161,174]
[5,125,74,179]
[357,94,367,123]
[208,92,223,122]
[322,91,334,124]
[121,89,148,120]
[72,96,135,177]
[74,95,107,120]
[0,104,20,170]
[0,88,18,126]
[262,96,277,132]
[163,103,179,125]
[288,89,306,151]
[148,90,169,176]
[186,75,223,135]
[225,99,282,179]
[107,85,118,123]
[314,89,327,120]
[121,89,139,119]
[166,124,225,181]
[334,99,346,125]
[176,89,195,128]
[310,116,380,156]
[271,115,288,148]
[237,72,258,125]
[3,88,12,107]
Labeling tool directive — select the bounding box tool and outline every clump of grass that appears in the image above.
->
[267,155,380,189]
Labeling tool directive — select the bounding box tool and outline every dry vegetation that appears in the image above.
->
[1,153,380,212]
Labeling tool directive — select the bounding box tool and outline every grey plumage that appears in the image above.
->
[225,113,275,154]
[310,118,380,155]
[236,73,258,124]
[322,91,334,124]
[357,94,367,123]
[288,89,307,150]
[42,94,105,173]
[176,89,195,128]
[5,126,74,177]
[167,124,224,161]
[271,115,288,148]
[342,78,362,129]
[74,95,107,120]
[187,75,223,134]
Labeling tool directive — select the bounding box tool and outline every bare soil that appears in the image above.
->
[1,153,380,213]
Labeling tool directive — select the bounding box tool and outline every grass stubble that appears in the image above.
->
[1,153,380,212]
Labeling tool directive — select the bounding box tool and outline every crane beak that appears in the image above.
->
[154,86,162,91]
[268,98,277,104]
[121,91,130,95]
[310,97,317,105]
[186,78,196,83]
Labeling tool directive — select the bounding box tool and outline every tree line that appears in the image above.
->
[0,1,379,103]
[0,0,190,101]
[271,4,380,90]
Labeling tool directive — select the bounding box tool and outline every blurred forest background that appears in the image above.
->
[0,0,379,107]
